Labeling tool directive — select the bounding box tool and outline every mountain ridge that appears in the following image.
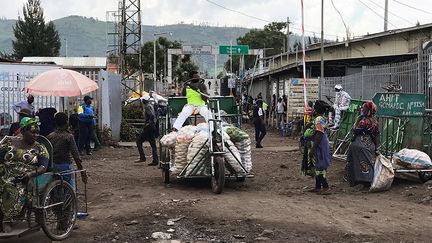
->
[0,15,251,57]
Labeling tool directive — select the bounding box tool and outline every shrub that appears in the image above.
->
[120,120,138,142]
[122,103,143,120]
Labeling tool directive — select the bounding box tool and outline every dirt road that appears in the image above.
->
[6,125,432,243]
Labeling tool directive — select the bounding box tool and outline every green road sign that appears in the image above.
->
[219,45,249,55]
[373,92,425,116]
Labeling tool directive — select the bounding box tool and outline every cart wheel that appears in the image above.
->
[211,156,225,194]
[163,168,171,184]
[418,171,432,183]
[41,180,77,241]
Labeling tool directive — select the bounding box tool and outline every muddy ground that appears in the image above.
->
[5,125,432,243]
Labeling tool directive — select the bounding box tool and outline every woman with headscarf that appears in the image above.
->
[346,101,380,187]
[303,100,332,194]
[0,117,49,232]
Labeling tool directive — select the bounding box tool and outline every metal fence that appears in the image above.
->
[0,71,61,131]
[0,69,101,132]
[321,49,432,108]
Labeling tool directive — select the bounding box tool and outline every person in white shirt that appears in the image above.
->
[329,84,351,129]
[276,97,285,130]
[12,94,35,115]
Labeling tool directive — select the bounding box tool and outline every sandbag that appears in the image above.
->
[172,126,196,174]
[224,140,246,175]
[393,148,432,169]
[172,142,189,174]
[185,132,209,175]
[160,131,178,148]
[370,154,395,192]
[177,125,197,139]
[235,138,252,172]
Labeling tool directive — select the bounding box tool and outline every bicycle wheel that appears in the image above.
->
[41,180,77,241]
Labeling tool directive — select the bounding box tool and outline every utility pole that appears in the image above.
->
[214,42,218,92]
[153,35,157,92]
[153,32,173,92]
[384,0,389,31]
[230,39,233,74]
[320,0,324,99]
[285,16,291,125]
[286,17,290,62]
[64,38,68,57]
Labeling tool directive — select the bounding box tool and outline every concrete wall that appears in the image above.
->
[100,70,122,141]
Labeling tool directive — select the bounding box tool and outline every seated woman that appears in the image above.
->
[346,102,380,187]
[0,117,49,232]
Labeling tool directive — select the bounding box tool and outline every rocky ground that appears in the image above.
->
[5,125,432,243]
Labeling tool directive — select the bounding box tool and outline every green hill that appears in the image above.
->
[0,15,250,57]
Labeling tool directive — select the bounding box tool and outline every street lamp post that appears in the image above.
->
[64,38,68,57]
[153,32,173,92]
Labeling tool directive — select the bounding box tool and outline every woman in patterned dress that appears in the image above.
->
[303,100,332,194]
[0,117,49,232]
[346,102,380,187]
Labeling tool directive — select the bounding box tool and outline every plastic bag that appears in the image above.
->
[393,148,432,169]
[370,154,395,192]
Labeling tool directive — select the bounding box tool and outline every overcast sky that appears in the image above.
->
[1,0,432,39]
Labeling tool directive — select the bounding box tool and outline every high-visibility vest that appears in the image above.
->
[186,87,205,106]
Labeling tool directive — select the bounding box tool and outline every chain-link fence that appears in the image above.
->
[320,49,432,108]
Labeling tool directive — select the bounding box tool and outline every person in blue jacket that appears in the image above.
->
[77,96,95,155]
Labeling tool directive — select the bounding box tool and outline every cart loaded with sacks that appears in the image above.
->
[159,96,254,194]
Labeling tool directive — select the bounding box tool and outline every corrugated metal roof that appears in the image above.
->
[21,57,107,69]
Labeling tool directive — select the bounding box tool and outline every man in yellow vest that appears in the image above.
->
[173,73,212,131]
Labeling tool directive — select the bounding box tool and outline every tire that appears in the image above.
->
[211,156,225,194]
[40,180,77,241]
[418,171,432,183]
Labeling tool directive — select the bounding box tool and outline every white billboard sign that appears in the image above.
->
[182,45,213,55]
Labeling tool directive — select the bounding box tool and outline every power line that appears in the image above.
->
[205,0,340,39]
[366,0,415,25]
[205,0,271,23]
[391,0,432,16]
[331,0,350,39]
[358,0,398,29]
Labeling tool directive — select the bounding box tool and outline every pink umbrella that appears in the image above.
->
[26,69,99,97]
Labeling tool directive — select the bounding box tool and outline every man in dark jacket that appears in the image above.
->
[135,95,159,165]
[37,107,57,137]
[253,98,266,148]
[78,96,95,155]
